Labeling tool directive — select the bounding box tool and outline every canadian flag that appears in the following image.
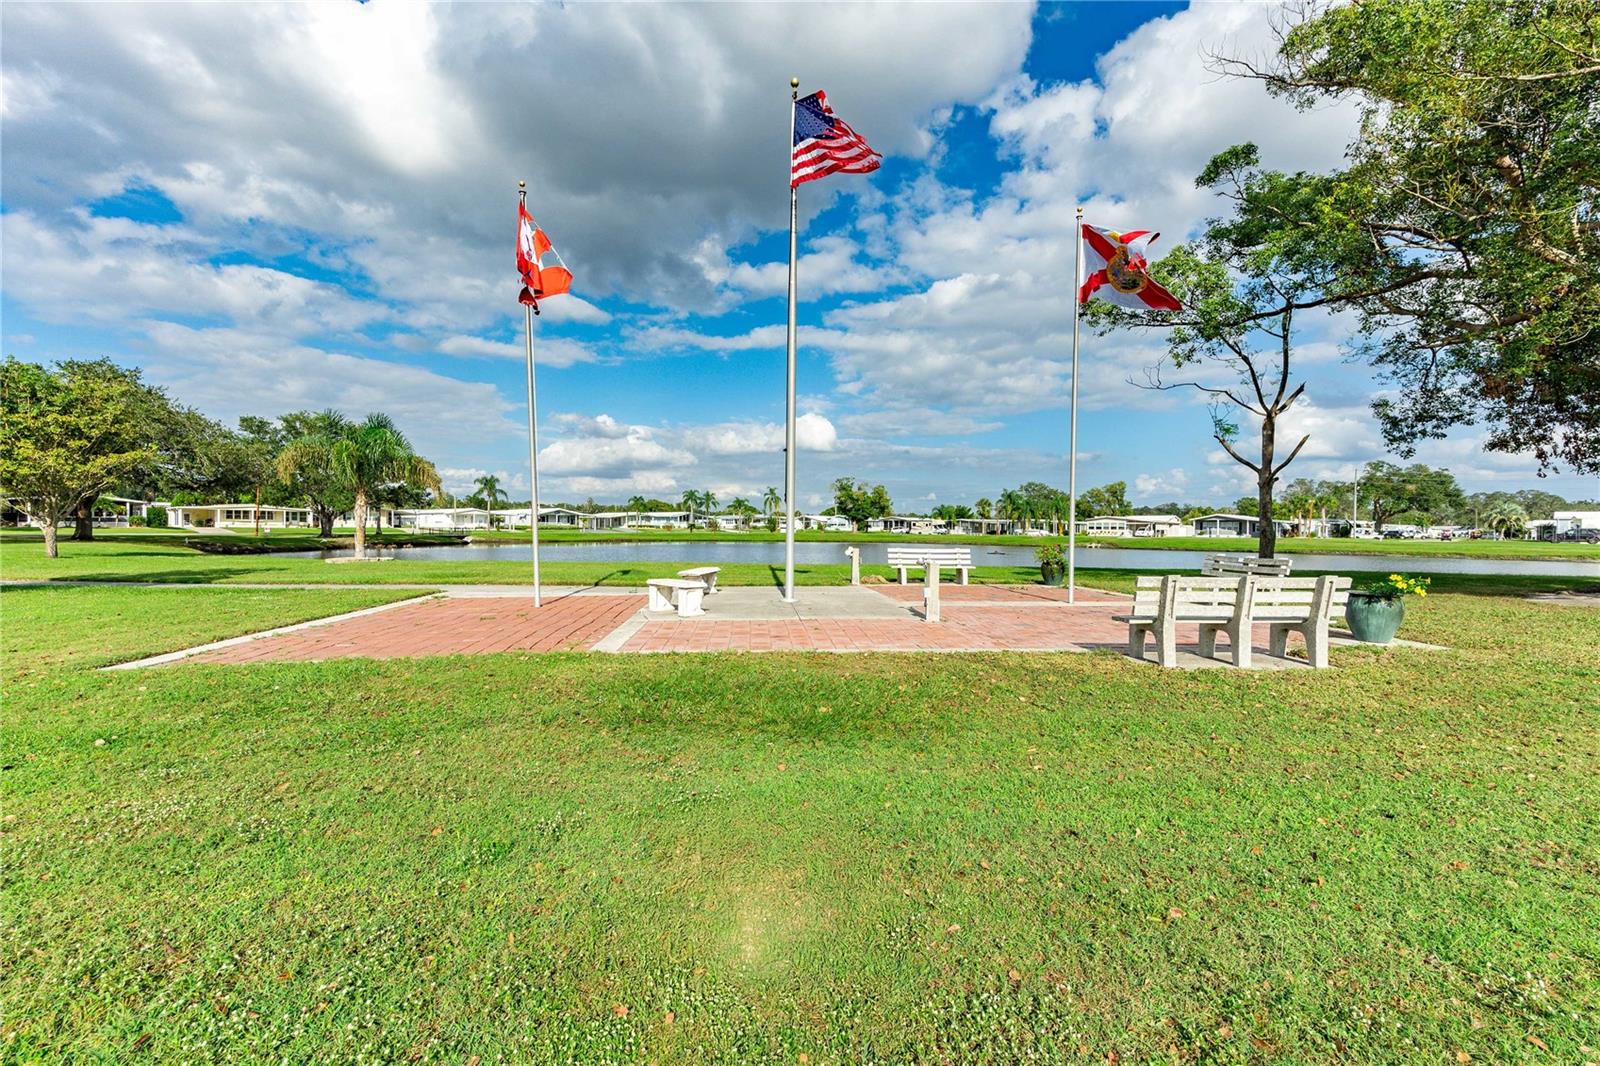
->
[517,201,572,311]
[1078,223,1181,311]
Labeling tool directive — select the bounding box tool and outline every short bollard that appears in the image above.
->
[844,546,861,586]
[922,559,941,623]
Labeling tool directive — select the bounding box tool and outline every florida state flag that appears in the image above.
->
[517,201,572,312]
[1078,224,1181,311]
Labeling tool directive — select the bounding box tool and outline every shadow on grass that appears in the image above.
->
[20,568,267,585]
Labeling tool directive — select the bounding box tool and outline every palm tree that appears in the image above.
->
[326,413,441,560]
[680,489,701,525]
[700,490,718,519]
[997,488,1029,532]
[763,486,781,515]
[1483,501,1528,539]
[275,410,353,536]
[975,497,993,520]
[475,473,507,529]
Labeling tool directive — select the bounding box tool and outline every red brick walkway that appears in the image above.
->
[187,594,642,663]
[619,605,1292,655]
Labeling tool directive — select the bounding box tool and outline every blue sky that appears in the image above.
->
[4,1,1595,510]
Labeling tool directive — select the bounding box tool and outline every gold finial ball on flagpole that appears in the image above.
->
[518,181,526,190]
[790,77,799,89]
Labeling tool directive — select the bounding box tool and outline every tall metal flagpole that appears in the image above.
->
[783,76,800,603]
[519,181,543,608]
[1067,205,1083,605]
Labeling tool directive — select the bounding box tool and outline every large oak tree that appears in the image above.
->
[1214,0,1600,472]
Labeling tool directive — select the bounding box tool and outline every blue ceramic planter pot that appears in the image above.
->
[1345,591,1405,644]
[1039,562,1065,587]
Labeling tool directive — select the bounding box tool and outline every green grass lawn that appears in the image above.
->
[1,585,426,676]
[6,573,1593,1062]
[3,544,1598,1062]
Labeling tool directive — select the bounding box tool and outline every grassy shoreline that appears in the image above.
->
[8,526,1595,561]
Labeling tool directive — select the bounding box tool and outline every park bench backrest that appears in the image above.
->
[1246,576,1352,617]
[1130,575,1247,617]
[1203,554,1293,577]
[887,546,973,567]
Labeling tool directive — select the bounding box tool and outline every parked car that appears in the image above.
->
[1562,528,1600,544]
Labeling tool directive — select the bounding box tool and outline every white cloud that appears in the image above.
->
[133,322,519,465]
[1134,468,1189,499]
[436,332,597,367]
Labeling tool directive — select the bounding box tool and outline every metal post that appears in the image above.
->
[1067,206,1083,604]
[520,182,542,608]
[783,77,799,603]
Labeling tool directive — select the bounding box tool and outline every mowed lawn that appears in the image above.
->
[2,562,1597,1061]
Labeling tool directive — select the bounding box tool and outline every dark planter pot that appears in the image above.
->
[1039,561,1065,586]
[1345,591,1406,644]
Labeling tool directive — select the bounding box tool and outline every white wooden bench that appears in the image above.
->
[1202,553,1293,577]
[676,566,720,595]
[1114,574,1350,668]
[887,545,972,585]
[646,578,706,617]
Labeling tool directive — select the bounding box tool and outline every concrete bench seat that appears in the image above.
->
[646,578,706,617]
[676,566,721,595]
[886,546,972,585]
[1113,574,1351,668]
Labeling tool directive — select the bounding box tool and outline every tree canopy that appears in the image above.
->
[1213,0,1600,472]
[0,358,160,557]
[831,479,894,527]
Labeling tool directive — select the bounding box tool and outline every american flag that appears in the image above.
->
[791,90,881,188]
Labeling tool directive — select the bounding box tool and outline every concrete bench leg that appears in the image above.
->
[1197,623,1220,659]
[1127,622,1150,660]
[1229,620,1252,669]
[1269,625,1291,658]
[1156,621,1177,668]
[1304,622,1329,669]
[647,585,673,612]
[897,567,909,585]
[675,586,705,617]
[957,567,970,586]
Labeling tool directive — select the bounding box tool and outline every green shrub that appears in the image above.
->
[1035,542,1066,565]
[766,515,779,533]
[128,516,147,527]
[145,506,168,529]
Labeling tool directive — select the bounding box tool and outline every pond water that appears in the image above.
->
[301,539,1600,578]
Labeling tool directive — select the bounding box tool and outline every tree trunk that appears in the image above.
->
[318,506,335,537]
[42,520,59,558]
[73,499,94,541]
[352,490,368,560]
[1258,416,1278,559]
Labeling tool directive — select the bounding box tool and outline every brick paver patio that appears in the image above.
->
[619,604,1287,656]
[187,594,642,663]
[158,584,1321,666]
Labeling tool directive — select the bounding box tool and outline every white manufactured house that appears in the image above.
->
[1191,513,1295,538]
[866,515,947,535]
[168,503,314,530]
[778,513,854,533]
[1528,511,1600,540]
[5,495,171,528]
[951,517,1018,536]
[386,507,492,531]
[1074,514,1192,538]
